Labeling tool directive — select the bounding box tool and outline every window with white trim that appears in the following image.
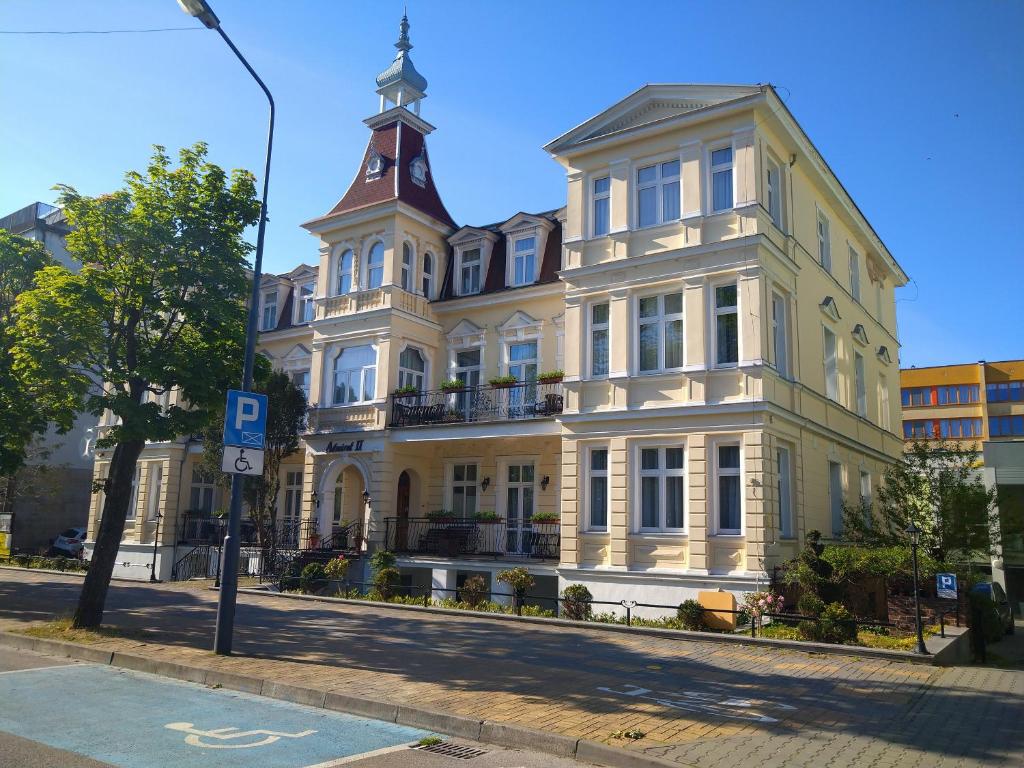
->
[332,345,376,404]
[817,212,831,272]
[512,236,536,286]
[422,252,434,298]
[260,290,277,331]
[878,374,891,431]
[777,446,793,539]
[711,146,734,212]
[146,463,163,522]
[766,158,782,227]
[638,446,685,532]
[337,249,353,295]
[590,302,609,377]
[587,447,609,531]
[189,468,215,514]
[823,326,838,402]
[854,351,867,417]
[126,465,141,521]
[849,246,861,302]
[283,471,303,524]
[459,248,481,295]
[298,280,315,323]
[400,242,413,292]
[715,444,742,534]
[772,292,789,377]
[714,283,738,366]
[451,463,478,518]
[592,176,610,237]
[398,347,426,391]
[859,470,871,504]
[637,292,683,373]
[366,242,384,289]
[291,370,310,400]
[829,460,843,536]
[636,160,680,228]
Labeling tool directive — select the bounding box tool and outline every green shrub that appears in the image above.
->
[13,554,31,567]
[818,602,857,644]
[323,556,349,581]
[369,550,397,572]
[676,599,705,631]
[561,584,593,620]
[496,567,534,612]
[373,567,401,599]
[797,593,825,617]
[459,575,488,607]
[299,562,327,594]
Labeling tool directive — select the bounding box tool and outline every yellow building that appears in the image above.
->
[86,16,909,608]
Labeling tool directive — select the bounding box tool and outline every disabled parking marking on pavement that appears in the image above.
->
[597,683,798,724]
[165,721,317,749]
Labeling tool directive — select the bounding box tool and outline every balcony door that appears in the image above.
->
[453,349,481,420]
[505,462,535,555]
[507,341,538,417]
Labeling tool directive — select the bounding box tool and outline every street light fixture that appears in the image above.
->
[179,0,275,656]
[905,522,930,655]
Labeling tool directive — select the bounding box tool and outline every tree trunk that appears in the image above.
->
[73,438,145,628]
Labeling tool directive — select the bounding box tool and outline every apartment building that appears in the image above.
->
[86,16,909,606]
[900,359,1024,604]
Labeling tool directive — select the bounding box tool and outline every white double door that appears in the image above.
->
[503,462,535,555]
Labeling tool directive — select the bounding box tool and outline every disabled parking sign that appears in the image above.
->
[936,572,958,599]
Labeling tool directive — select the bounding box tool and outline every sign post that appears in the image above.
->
[214,389,268,655]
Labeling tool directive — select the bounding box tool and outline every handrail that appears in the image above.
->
[389,380,563,427]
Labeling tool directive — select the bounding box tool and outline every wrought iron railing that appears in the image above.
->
[383,516,560,560]
[389,381,563,428]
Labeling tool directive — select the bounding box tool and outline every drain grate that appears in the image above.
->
[414,741,489,760]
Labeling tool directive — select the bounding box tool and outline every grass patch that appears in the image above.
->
[19,617,152,644]
[416,735,444,747]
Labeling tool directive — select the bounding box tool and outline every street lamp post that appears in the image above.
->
[905,522,930,655]
[149,512,162,583]
[178,0,275,655]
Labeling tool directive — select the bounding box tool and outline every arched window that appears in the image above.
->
[400,242,413,291]
[366,242,384,289]
[337,249,353,295]
[422,252,434,298]
[398,347,426,391]
[333,345,376,404]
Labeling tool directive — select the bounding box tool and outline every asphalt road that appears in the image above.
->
[0,646,585,768]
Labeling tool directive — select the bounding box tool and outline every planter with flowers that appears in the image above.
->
[537,370,564,384]
[488,375,518,389]
[439,379,464,393]
[393,384,419,398]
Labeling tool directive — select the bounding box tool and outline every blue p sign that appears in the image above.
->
[223,389,268,449]
[936,572,957,600]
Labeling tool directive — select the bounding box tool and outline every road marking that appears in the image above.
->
[597,683,797,724]
[301,742,417,767]
[165,722,317,749]
[0,664,75,677]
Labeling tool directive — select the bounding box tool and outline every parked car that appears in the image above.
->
[50,527,87,558]
[969,581,1015,635]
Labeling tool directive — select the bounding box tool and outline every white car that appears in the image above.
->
[51,527,87,558]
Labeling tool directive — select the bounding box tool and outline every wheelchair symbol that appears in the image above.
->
[165,722,316,749]
[234,449,253,473]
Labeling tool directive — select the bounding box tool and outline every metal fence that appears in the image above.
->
[389,381,564,427]
[383,517,559,560]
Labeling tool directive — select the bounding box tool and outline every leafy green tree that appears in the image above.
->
[0,231,57,477]
[198,368,307,546]
[11,143,259,627]
[842,441,1017,567]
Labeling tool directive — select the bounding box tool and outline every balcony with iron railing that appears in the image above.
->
[315,285,431,321]
[383,516,560,561]
[389,381,564,428]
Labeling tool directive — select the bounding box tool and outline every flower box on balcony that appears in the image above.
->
[488,375,518,389]
[472,511,504,524]
[393,385,419,398]
[425,510,457,523]
[531,514,560,527]
[439,379,464,392]
[537,370,564,384]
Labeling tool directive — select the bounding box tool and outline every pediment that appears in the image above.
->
[285,263,318,281]
[498,310,541,331]
[499,212,555,235]
[447,319,485,346]
[449,226,497,247]
[820,296,841,322]
[852,324,869,347]
[877,346,893,365]
[283,344,312,362]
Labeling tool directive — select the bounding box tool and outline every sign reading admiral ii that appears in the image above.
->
[325,439,364,453]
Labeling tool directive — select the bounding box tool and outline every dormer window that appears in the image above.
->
[409,151,428,187]
[459,248,481,295]
[297,281,316,323]
[366,145,384,180]
[512,236,536,286]
[261,290,277,331]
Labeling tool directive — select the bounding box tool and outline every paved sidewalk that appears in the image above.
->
[1,570,1021,767]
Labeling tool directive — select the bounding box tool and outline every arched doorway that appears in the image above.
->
[396,471,411,552]
[317,457,371,543]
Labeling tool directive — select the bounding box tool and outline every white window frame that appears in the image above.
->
[510,235,537,287]
[823,326,839,402]
[291,369,310,400]
[713,281,739,368]
[635,158,681,228]
[848,245,861,302]
[777,445,793,539]
[126,464,141,521]
[364,241,385,289]
[854,350,867,417]
[297,280,316,324]
[456,246,482,296]
[589,301,610,378]
[635,290,685,374]
[878,374,891,431]
[859,470,872,505]
[592,175,610,238]
[145,462,163,522]
[828,460,844,537]
[336,248,354,295]
[282,470,303,523]
[260,289,277,331]
[445,460,481,518]
[709,143,735,213]
[331,345,377,405]
[421,252,434,298]
[817,210,832,273]
[765,157,782,228]
[771,291,790,378]
[585,445,610,532]
[712,441,743,535]
[398,346,427,392]
[189,467,215,514]
[400,242,414,292]
[635,443,687,534]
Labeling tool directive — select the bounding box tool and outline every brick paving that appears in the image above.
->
[0,570,1020,766]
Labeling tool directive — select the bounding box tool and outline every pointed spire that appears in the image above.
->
[376,11,427,101]
[395,10,412,53]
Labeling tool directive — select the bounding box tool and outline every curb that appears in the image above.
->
[0,630,689,768]
[236,586,941,666]
[0,565,139,584]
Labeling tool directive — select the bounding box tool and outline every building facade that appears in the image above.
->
[900,359,1024,607]
[86,17,909,607]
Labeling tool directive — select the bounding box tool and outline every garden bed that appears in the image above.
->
[758,621,941,651]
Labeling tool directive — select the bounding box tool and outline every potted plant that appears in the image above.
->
[532,511,560,526]
[392,384,419,398]
[489,374,518,389]
[537,370,564,384]
[439,378,464,392]
[426,509,457,523]
[472,510,503,523]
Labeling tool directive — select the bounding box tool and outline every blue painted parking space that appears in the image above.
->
[0,663,426,767]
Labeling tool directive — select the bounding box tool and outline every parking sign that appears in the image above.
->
[936,572,957,599]
[223,390,268,449]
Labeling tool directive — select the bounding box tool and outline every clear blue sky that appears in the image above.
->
[2,1,1021,367]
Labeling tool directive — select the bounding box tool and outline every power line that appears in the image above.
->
[0,27,201,35]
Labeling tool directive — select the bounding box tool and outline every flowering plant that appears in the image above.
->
[743,590,785,621]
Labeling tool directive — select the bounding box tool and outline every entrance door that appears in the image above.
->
[505,462,535,555]
[282,471,303,549]
[396,471,411,552]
